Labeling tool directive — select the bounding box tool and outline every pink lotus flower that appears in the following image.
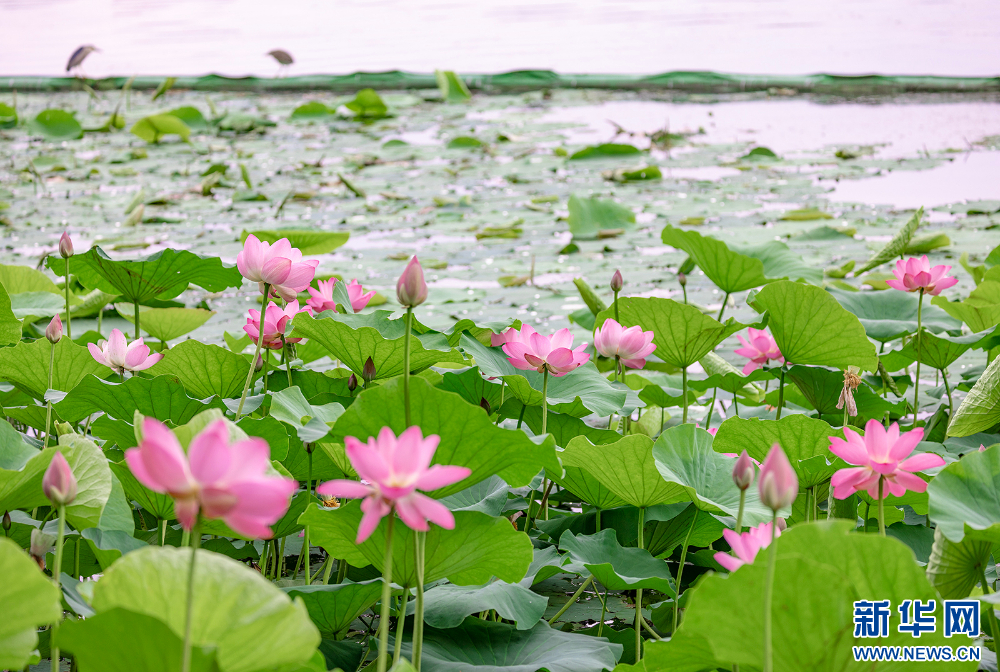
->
[885,256,958,296]
[125,418,297,538]
[829,420,945,499]
[244,300,311,350]
[501,324,591,377]
[734,328,784,375]
[397,256,428,308]
[732,450,755,491]
[45,315,63,344]
[88,328,163,376]
[758,444,797,511]
[490,327,517,347]
[593,318,656,369]
[306,278,375,314]
[59,231,74,258]
[237,234,319,301]
[43,452,77,506]
[316,426,471,543]
[713,522,779,572]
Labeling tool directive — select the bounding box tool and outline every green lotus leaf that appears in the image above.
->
[436,70,472,103]
[29,109,83,139]
[240,229,350,255]
[269,386,344,443]
[0,538,62,670]
[56,374,225,424]
[855,208,923,274]
[413,581,548,630]
[947,355,1000,437]
[568,144,641,160]
[148,340,251,399]
[927,444,1000,542]
[0,282,23,346]
[829,286,962,343]
[925,527,997,599]
[130,114,191,143]
[559,529,676,596]
[285,579,384,636]
[439,475,511,517]
[644,503,727,560]
[116,306,215,342]
[931,280,1000,333]
[0,337,108,400]
[567,194,636,239]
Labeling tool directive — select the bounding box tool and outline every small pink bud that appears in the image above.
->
[678,272,687,287]
[59,231,74,258]
[348,373,358,392]
[733,450,755,491]
[396,256,428,308]
[254,354,264,372]
[776,517,787,532]
[758,443,797,512]
[979,444,987,452]
[610,269,623,292]
[43,452,77,507]
[362,357,377,384]
[45,315,63,344]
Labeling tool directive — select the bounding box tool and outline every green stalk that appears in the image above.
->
[64,258,72,338]
[636,507,645,664]
[979,566,1000,645]
[322,556,335,585]
[597,582,609,637]
[912,289,924,428]
[941,368,953,420]
[704,388,718,430]
[717,292,730,322]
[877,477,886,536]
[236,283,270,420]
[44,341,55,448]
[775,368,786,420]
[495,380,505,426]
[158,518,167,546]
[541,368,550,436]
[762,512,777,672]
[73,534,80,579]
[376,515,396,672]
[404,307,413,426]
[394,586,410,665]
[133,299,140,341]
[335,558,348,584]
[181,520,202,672]
[613,289,620,322]
[310,555,331,585]
[282,338,294,387]
[735,490,746,534]
[547,575,594,625]
[673,508,698,634]
[50,504,66,672]
[412,530,426,671]
[682,367,689,424]
[304,448,312,585]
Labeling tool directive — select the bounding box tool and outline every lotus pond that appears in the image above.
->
[1,82,1000,672]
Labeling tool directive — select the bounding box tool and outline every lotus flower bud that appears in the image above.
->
[2,510,10,532]
[480,397,491,415]
[59,231,74,258]
[362,357,376,384]
[396,256,428,308]
[776,517,787,532]
[733,450,755,491]
[43,452,77,507]
[254,354,264,372]
[980,444,987,452]
[348,373,358,392]
[30,528,56,570]
[610,269,623,292]
[45,315,63,344]
[758,444,797,512]
[678,272,687,287]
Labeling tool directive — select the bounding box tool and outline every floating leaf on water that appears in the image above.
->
[568,143,642,160]
[130,114,191,143]
[28,109,83,139]
[435,70,472,103]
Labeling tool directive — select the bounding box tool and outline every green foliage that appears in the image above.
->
[436,70,472,102]
[289,101,336,119]
[415,581,547,629]
[568,144,642,160]
[240,228,350,255]
[130,113,191,143]
[568,194,636,240]
[0,538,61,670]
[855,207,923,274]
[148,340,251,399]
[344,88,388,119]
[947,355,1000,437]
[562,434,683,508]
[29,109,83,139]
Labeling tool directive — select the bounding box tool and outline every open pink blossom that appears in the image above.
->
[306,278,375,314]
[734,328,783,375]
[316,426,471,543]
[713,522,780,572]
[125,418,297,538]
[244,300,311,350]
[237,234,318,301]
[88,328,162,376]
[490,327,517,347]
[829,420,945,499]
[593,318,656,369]
[501,324,590,377]
[885,256,958,296]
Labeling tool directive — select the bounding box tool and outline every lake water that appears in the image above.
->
[1,0,998,77]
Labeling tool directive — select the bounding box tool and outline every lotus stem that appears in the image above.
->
[282,338,294,387]
[321,556,335,585]
[412,529,426,671]
[735,490,746,535]
[775,368,786,420]
[613,289,620,323]
[303,448,312,585]
[597,582,609,637]
[44,341,55,448]
[133,299,140,341]
[548,575,594,625]
[236,283,270,420]
[877,477,886,536]
[673,507,698,634]
[394,585,409,664]
[335,557,348,584]
[912,289,924,428]
[682,368,689,424]
[64,258,72,338]
[50,504,66,672]
[311,555,331,585]
[376,515,396,672]
[717,292,729,321]
[762,512,777,672]
[73,535,80,579]
[942,368,953,420]
[979,566,1000,645]
[159,518,167,546]
[636,507,645,663]
[403,307,413,426]
[541,368,549,436]
[496,380,505,426]
[181,519,202,672]
[704,388,718,430]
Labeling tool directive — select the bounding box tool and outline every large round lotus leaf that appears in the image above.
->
[29,109,83,139]
[947,355,1000,438]
[927,443,1000,542]
[0,538,61,670]
[91,546,320,672]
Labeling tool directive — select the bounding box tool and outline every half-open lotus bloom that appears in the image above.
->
[316,426,471,543]
[245,301,310,350]
[758,444,798,511]
[714,522,779,572]
[307,278,375,314]
[885,256,958,296]
[734,328,784,375]
[501,324,591,376]
[43,452,77,506]
[829,420,945,499]
[237,234,319,301]
[593,318,656,369]
[125,418,297,538]
[88,328,162,376]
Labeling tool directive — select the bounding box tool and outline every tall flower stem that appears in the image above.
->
[181,520,202,672]
[681,368,689,424]
[376,515,396,672]
[775,368,786,420]
[673,508,698,634]
[133,300,140,341]
[403,307,413,426]
[412,530,426,671]
[158,518,167,546]
[762,512,777,672]
[394,586,410,664]
[635,507,645,664]
[979,566,1000,645]
[912,289,924,428]
[44,341,55,448]
[63,258,72,339]
[236,283,270,420]
[495,380,505,427]
[49,504,66,672]
[941,369,954,419]
[541,368,550,436]
[282,338,294,387]
[734,490,746,534]
[877,477,886,536]
[547,575,594,625]
[304,447,312,585]
[717,293,730,322]
[704,388,718,430]
[613,289,620,322]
